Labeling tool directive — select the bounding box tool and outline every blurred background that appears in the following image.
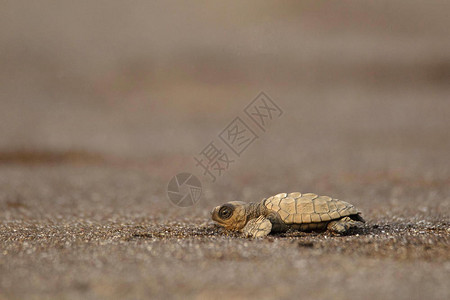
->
[2,0,449,203]
[1,0,448,154]
[1,0,449,214]
[0,1,449,299]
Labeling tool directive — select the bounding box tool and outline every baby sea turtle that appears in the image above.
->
[211,192,365,237]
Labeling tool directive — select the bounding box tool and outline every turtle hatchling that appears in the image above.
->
[211,192,365,238]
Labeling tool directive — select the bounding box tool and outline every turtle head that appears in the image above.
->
[211,201,248,231]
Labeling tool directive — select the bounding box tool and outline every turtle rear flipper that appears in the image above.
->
[243,216,272,238]
[327,216,361,234]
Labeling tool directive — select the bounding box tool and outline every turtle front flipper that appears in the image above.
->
[242,216,272,238]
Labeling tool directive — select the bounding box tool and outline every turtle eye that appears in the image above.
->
[218,205,234,220]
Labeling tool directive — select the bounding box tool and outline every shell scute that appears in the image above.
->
[265,196,282,213]
[296,197,314,214]
[279,197,296,213]
[319,213,332,221]
[301,213,312,223]
[310,213,321,223]
[293,214,302,223]
[302,193,318,200]
[278,197,296,224]
[329,211,341,219]
[275,193,287,199]
[313,196,330,213]
[288,192,302,199]
[328,200,337,211]
[336,201,347,210]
